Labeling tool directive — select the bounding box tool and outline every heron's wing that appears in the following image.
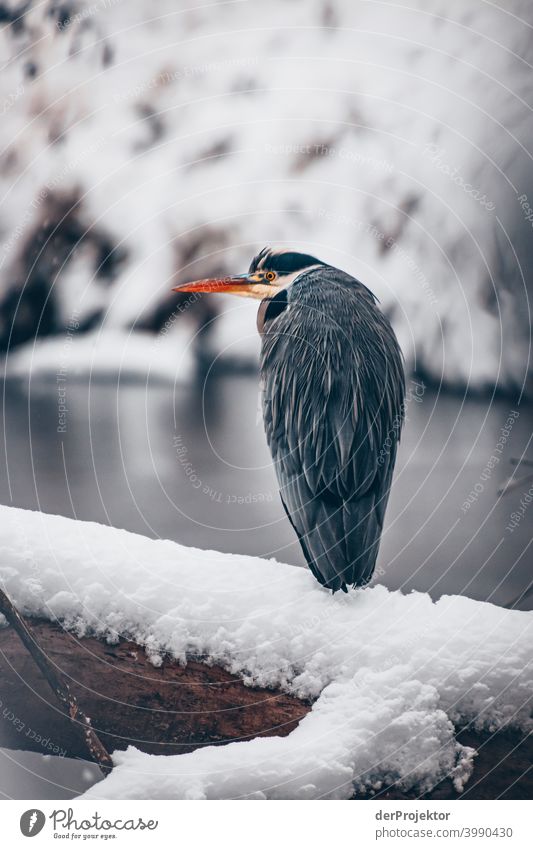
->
[277,432,396,592]
[261,293,404,591]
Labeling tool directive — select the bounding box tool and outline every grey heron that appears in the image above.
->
[173,247,405,592]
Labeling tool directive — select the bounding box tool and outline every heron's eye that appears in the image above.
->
[265,271,276,282]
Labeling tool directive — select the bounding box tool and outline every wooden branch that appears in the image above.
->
[0,590,112,772]
[0,618,310,761]
[499,456,533,496]
[0,617,530,799]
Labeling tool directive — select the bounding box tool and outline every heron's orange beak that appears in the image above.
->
[172,273,273,300]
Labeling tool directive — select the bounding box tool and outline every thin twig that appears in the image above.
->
[502,582,533,610]
[498,472,533,497]
[510,458,533,467]
[0,587,113,772]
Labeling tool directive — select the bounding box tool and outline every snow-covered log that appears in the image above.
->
[0,618,308,762]
[0,505,531,800]
[1,620,530,801]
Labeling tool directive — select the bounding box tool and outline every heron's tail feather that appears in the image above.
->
[281,487,385,593]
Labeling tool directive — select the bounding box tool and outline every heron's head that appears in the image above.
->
[171,247,325,300]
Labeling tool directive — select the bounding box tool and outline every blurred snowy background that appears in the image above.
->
[0,0,532,799]
[0,0,532,390]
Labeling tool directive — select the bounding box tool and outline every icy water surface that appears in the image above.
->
[0,373,531,798]
[1,373,531,606]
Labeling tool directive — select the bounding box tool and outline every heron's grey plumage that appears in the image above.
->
[259,259,405,592]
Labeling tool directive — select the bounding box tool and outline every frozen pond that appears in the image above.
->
[1,373,531,607]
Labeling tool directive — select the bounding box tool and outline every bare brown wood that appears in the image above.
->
[0,592,113,771]
[0,619,310,761]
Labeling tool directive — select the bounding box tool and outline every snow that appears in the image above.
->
[0,1,532,393]
[3,325,195,383]
[0,504,531,799]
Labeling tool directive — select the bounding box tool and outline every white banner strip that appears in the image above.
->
[2,799,531,848]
